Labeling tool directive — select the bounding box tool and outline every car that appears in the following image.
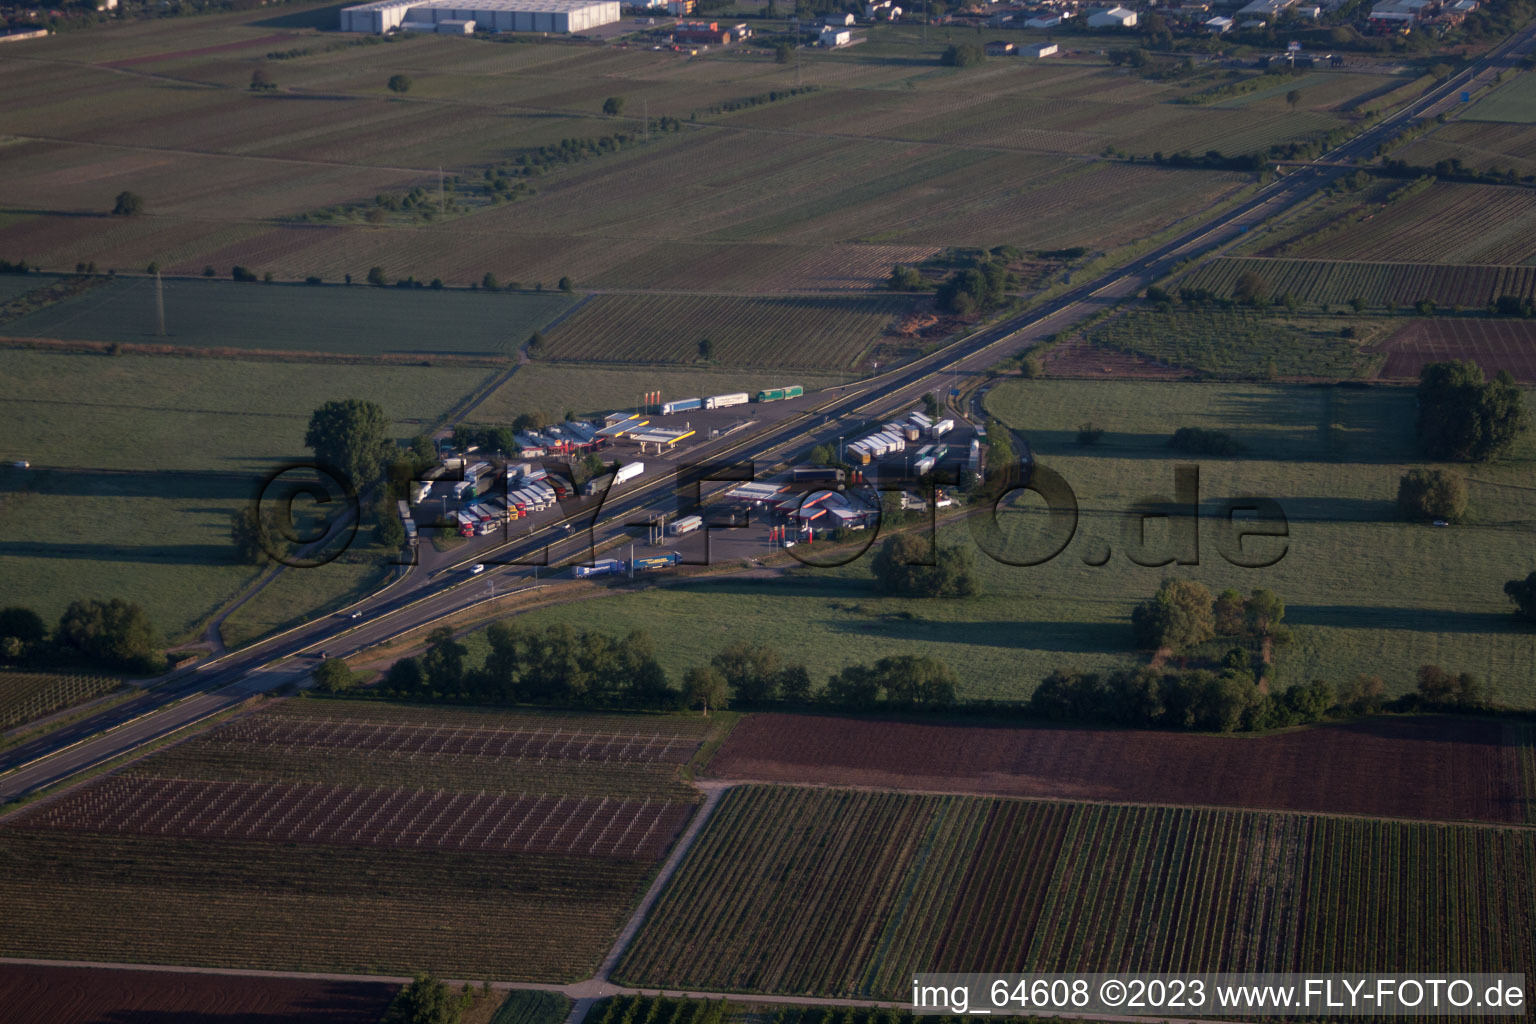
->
[348,611,363,619]
[315,650,326,659]
[469,563,486,574]
[1432,519,1450,527]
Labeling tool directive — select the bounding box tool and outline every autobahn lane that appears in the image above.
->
[4,22,1532,803]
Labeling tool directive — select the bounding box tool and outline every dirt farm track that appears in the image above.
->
[705,713,1535,825]
[0,963,397,1023]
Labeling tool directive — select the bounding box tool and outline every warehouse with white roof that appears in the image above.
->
[340,0,620,34]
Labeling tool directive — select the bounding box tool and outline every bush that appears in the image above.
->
[1167,426,1243,455]
[1396,467,1467,523]
[940,43,985,67]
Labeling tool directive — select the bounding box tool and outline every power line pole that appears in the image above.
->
[438,165,445,214]
[643,98,649,143]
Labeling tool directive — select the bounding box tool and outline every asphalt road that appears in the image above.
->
[3,23,1533,804]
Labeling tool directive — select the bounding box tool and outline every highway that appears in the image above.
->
[3,21,1534,804]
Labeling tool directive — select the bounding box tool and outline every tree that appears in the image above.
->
[1415,664,1482,706]
[313,657,355,693]
[1286,88,1302,110]
[940,43,985,67]
[602,96,625,115]
[422,626,467,696]
[0,606,47,663]
[249,67,275,91]
[682,665,728,715]
[305,398,393,490]
[823,663,881,709]
[111,191,143,217]
[385,656,427,697]
[367,266,387,287]
[384,974,471,1024]
[1339,673,1386,714]
[697,337,714,361]
[1019,353,1045,379]
[1233,270,1269,305]
[1416,360,1527,462]
[888,264,924,290]
[482,271,500,292]
[774,42,792,63]
[875,654,958,707]
[1243,588,1285,638]
[1212,588,1245,635]
[1396,467,1468,523]
[1503,571,1536,623]
[711,642,781,704]
[1131,579,1215,652]
[55,598,164,672]
[375,504,406,548]
[558,276,573,292]
[775,664,813,703]
[524,331,546,359]
[387,73,413,94]
[870,534,979,598]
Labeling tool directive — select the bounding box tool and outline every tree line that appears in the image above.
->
[0,599,164,674]
[333,624,962,715]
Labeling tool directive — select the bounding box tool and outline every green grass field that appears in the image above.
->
[216,557,395,650]
[1,278,576,357]
[0,350,487,639]
[477,379,1536,707]
[1077,308,1388,378]
[1464,70,1536,123]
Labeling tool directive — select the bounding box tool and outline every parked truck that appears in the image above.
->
[755,384,805,403]
[705,392,749,410]
[661,397,703,416]
[574,558,624,579]
[614,461,645,487]
[669,514,703,536]
[632,552,681,572]
[931,418,954,439]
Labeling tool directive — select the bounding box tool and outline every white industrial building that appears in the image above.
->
[340,0,621,34]
[1086,4,1137,26]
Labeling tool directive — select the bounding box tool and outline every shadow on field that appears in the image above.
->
[1263,495,1399,523]
[1,468,262,501]
[824,614,1128,653]
[249,1,351,27]
[1287,605,1519,634]
[0,540,239,564]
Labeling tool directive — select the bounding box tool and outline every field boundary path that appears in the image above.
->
[0,955,1257,1024]
[560,780,733,1024]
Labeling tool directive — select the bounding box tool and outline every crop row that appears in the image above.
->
[0,830,644,979]
[258,698,718,736]
[16,775,693,859]
[0,671,121,730]
[617,786,1536,1008]
[1181,257,1536,308]
[209,713,702,765]
[1293,184,1536,265]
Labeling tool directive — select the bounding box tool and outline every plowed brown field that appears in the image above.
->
[0,963,396,1024]
[705,713,1532,824]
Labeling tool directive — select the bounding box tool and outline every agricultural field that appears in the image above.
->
[1073,308,1388,379]
[0,963,398,1024]
[470,363,849,422]
[0,671,123,732]
[1393,119,1536,177]
[706,713,1536,825]
[1463,69,1536,124]
[1,276,577,358]
[133,698,714,801]
[539,294,912,370]
[1285,182,1536,265]
[617,786,1536,1000]
[0,349,486,638]
[0,699,720,977]
[0,5,1355,301]
[1375,317,1536,383]
[1179,256,1536,309]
